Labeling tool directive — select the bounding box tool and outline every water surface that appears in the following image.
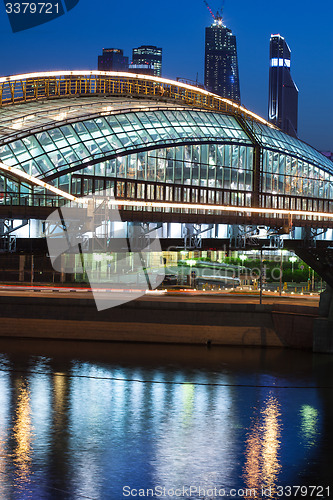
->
[0,340,332,499]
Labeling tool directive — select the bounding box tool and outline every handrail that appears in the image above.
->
[0,192,65,207]
[0,71,277,129]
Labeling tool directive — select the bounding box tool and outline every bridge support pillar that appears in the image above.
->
[313,285,333,353]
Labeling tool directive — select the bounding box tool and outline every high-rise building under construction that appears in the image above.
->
[204,7,241,103]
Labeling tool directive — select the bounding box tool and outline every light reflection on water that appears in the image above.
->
[0,341,331,499]
[243,394,281,499]
[300,404,319,448]
[12,379,34,493]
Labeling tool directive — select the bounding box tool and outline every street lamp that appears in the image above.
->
[289,256,297,282]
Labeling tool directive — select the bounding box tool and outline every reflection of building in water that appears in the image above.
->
[53,373,67,428]
[152,381,237,490]
[12,379,34,487]
[300,404,318,448]
[0,372,10,498]
[243,394,282,498]
[182,384,195,426]
[243,419,261,495]
[49,368,72,487]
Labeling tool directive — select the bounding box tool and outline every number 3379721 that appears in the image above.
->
[5,3,59,14]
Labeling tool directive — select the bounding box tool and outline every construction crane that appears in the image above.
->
[203,0,224,23]
[203,0,216,19]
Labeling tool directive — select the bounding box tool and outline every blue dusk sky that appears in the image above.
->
[0,0,332,151]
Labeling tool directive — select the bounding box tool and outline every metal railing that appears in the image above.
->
[0,181,332,228]
[0,192,66,207]
[71,175,333,227]
[0,71,275,129]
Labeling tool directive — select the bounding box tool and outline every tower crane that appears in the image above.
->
[203,0,216,19]
[203,0,225,23]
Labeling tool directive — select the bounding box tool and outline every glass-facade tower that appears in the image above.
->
[204,19,241,103]
[98,48,129,72]
[268,34,298,137]
[131,46,162,77]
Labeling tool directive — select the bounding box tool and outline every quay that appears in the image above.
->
[0,289,321,351]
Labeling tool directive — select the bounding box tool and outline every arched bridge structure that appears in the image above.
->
[0,71,333,283]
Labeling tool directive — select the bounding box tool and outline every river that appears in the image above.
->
[0,339,331,499]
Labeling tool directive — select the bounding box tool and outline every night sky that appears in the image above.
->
[0,0,332,151]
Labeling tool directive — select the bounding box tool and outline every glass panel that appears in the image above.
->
[245,172,252,190]
[232,146,239,169]
[72,144,90,160]
[231,168,238,190]
[147,155,156,181]
[22,136,44,157]
[136,129,153,144]
[156,151,166,183]
[36,132,57,152]
[84,120,103,138]
[137,152,147,180]
[13,146,31,163]
[127,131,141,145]
[105,159,116,177]
[60,125,80,145]
[273,153,279,174]
[127,154,137,179]
[58,174,70,192]
[251,121,333,175]
[95,117,113,136]
[118,133,133,148]
[94,163,107,177]
[127,113,144,130]
[105,135,123,150]
[247,148,253,170]
[136,112,151,128]
[223,167,230,189]
[21,160,41,177]
[0,145,17,166]
[72,122,90,141]
[48,151,66,168]
[36,154,56,173]
[238,170,245,190]
[116,114,133,132]
[61,147,80,164]
[285,156,291,175]
[153,127,170,141]
[95,137,113,153]
[10,140,27,155]
[174,147,183,184]
[116,157,126,177]
[84,140,102,155]
[48,128,66,145]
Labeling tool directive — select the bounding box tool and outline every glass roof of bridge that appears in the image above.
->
[0,97,188,143]
[0,107,250,179]
[0,95,331,181]
[250,120,333,174]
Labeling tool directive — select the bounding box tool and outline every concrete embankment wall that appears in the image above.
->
[0,296,317,349]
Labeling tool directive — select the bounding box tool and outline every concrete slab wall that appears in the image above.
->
[0,296,317,349]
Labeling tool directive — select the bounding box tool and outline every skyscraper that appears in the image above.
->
[268,34,298,137]
[131,46,162,77]
[127,63,155,76]
[204,16,241,103]
[98,48,129,72]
